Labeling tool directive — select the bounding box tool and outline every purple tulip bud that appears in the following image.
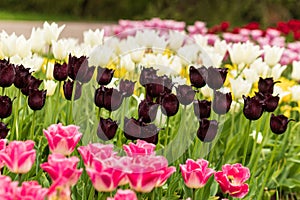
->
[63,80,82,101]
[0,96,12,119]
[94,86,105,108]
[140,123,159,144]
[258,77,279,95]
[97,117,118,141]
[160,93,179,117]
[53,62,68,81]
[270,114,293,134]
[28,89,47,110]
[256,92,279,112]
[124,117,141,140]
[197,119,218,142]
[212,91,232,115]
[0,122,9,139]
[103,87,124,111]
[194,100,211,119]
[119,79,135,97]
[242,95,264,120]
[97,67,114,85]
[189,66,207,88]
[206,67,228,90]
[14,65,30,89]
[146,75,173,98]
[76,66,95,83]
[176,85,195,105]
[138,99,159,123]
[140,67,157,86]
[0,61,15,88]
[68,54,89,80]
[21,75,43,96]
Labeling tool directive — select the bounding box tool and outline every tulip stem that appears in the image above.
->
[242,120,251,165]
[30,111,36,140]
[164,117,170,148]
[54,81,61,123]
[13,89,21,140]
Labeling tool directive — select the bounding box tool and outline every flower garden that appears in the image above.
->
[0,18,300,199]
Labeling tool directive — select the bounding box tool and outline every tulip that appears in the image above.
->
[76,65,95,83]
[28,89,47,110]
[197,119,218,142]
[180,159,215,188]
[242,95,264,120]
[0,122,9,139]
[189,66,207,88]
[97,117,118,141]
[0,175,18,199]
[212,91,232,115]
[107,189,138,200]
[119,79,135,97]
[258,77,278,95]
[138,99,159,123]
[21,75,42,96]
[215,163,250,198]
[40,153,82,186]
[43,123,82,156]
[53,62,68,81]
[206,67,228,90]
[44,80,57,96]
[47,177,71,200]
[63,80,82,101]
[0,61,15,88]
[102,87,124,111]
[14,64,30,89]
[176,85,196,105]
[0,139,7,169]
[68,54,89,80]
[270,114,292,134]
[256,93,279,112]
[193,100,211,119]
[145,75,172,98]
[0,140,36,174]
[97,66,114,85]
[16,181,48,200]
[139,67,157,86]
[160,93,179,116]
[124,117,142,140]
[123,139,156,157]
[0,95,13,119]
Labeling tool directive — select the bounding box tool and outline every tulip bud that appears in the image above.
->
[146,75,172,98]
[21,75,43,96]
[258,77,278,95]
[14,65,30,89]
[256,92,279,112]
[94,86,105,108]
[242,95,264,120]
[160,93,179,117]
[140,123,159,144]
[0,61,15,88]
[119,79,135,97]
[103,87,124,111]
[197,119,218,142]
[0,122,9,139]
[194,100,211,119]
[68,54,89,80]
[189,66,207,88]
[138,100,159,123]
[97,67,114,85]
[0,96,12,119]
[63,80,82,101]
[176,85,195,105]
[124,117,141,140]
[212,91,232,115]
[270,114,292,134]
[206,67,228,90]
[53,62,68,81]
[76,66,95,83]
[139,67,157,86]
[97,117,118,141]
[28,89,47,110]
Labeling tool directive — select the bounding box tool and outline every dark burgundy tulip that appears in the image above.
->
[242,95,264,120]
[255,93,279,112]
[140,123,159,144]
[146,75,173,98]
[206,67,228,90]
[189,66,207,88]
[97,117,118,141]
[14,65,30,89]
[138,99,159,123]
[21,75,43,96]
[97,67,114,85]
[63,80,82,101]
[0,96,12,119]
[68,54,89,80]
[193,100,211,119]
[0,122,9,139]
[119,79,135,97]
[270,114,292,134]
[53,62,68,81]
[94,86,105,108]
[160,93,179,117]
[197,118,218,142]
[124,117,142,140]
[212,91,232,115]
[0,62,15,88]
[139,67,157,86]
[176,85,196,105]
[103,87,124,111]
[28,89,47,110]
[258,77,279,95]
[76,66,95,83]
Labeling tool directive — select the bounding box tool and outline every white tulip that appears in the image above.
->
[273,85,290,103]
[88,45,114,67]
[271,64,287,80]
[200,85,213,99]
[120,54,135,71]
[250,58,270,78]
[291,60,300,81]
[44,80,57,96]
[230,77,252,100]
[242,68,259,84]
[83,29,104,47]
[168,30,185,50]
[263,45,284,67]
[46,62,54,80]
[290,85,300,101]
[30,27,46,53]
[52,38,78,60]
[43,22,65,45]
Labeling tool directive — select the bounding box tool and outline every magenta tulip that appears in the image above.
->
[0,175,18,200]
[107,189,138,200]
[123,139,156,157]
[16,181,48,200]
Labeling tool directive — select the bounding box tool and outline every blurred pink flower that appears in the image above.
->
[215,163,250,198]
[0,175,18,200]
[107,189,137,200]
[123,139,156,157]
[0,139,7,169]
[180,159,215,189]
[0,140,35,174]
[44,123,82,156]
[40,153,82,187]
[15,181,48,200]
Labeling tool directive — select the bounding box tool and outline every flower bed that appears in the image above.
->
[0,19,299,199]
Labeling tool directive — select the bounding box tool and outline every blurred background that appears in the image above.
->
[0,0,299,27]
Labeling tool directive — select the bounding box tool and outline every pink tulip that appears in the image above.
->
[215,163,250,198]
[0,175,18,200]
[47,177,71,200]
[107,189,138,200]
[40,153,82,186]
[0,140,36,174]
[44,123,82,156]
[123,139,156,157]
[15,181,48,200]
[180,159,215,189]
[0,139,7,169]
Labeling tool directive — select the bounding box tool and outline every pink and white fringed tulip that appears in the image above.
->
[0,140,36,174]
[0,139,7,169]
[123,139,156,157]
[215,163,250,198]
[180,159,215,189]
[107,189,138,200]
[16,181,48,200]
[40,153,82,186]
[44,123,82,156]
[47,177,72,200]
[0,175,18,200]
